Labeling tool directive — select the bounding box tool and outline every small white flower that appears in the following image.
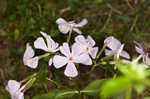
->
[104,36,130,59]
[56,18,88,34]
[23,43,39,69]
[5,80,25,99]
[34,31,59,66]
[53,43,91,77]
[135,42,150,66]
[74,35,98,63]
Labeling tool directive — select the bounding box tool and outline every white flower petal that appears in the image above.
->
[75,53,92,65]
[23,43,34,59]
[86,35,95,47]
[74,18,88,27]
[24,57,39,69]
[75,35,87,45]
[89,47,98,59]
[5,80,21,95]
[73,28,82,34]
[116,44,124,59]
[34,37,48,52]
[135,46,144,54]
[53,55,67,68]
[13,91,24,99]
[81,54,92,65]
[72,43,84,56]
[40,32,59,52]
[56,18,68,25]
[104,49,114,56]
[60,43,71,57]
[58,24,70,34]
[120,50,130,59]
[48,58,53,66]
[104,36,121,50]
[64,63,78,77]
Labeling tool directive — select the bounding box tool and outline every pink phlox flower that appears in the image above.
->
[135,42,150,66]
[56,18,88,34]
[104,36,130,59]
[74,35,98,64]
[5,80,25,99]
[34,31,59,66]
[53,43,91,77]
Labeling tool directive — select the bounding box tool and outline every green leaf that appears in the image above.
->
[32,89,78,99]
[81,79,105,96]
[143,96,150,99]
[55,89,78,99]
[101,77,131,98]
[32,89,58,99]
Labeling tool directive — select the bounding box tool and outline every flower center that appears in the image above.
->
[69,57,73,61]
[86,47,89,52]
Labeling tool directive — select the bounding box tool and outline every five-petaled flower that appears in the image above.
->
[34,31,59,66]
[53,43,91,77]
[74,35,99,64]
[6,80,26,99]
[23,43,39,69]
[104,36,130,59]
[56,18,88,34]
[135,42,150,66]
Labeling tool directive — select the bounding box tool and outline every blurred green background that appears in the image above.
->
[0,0,150,98]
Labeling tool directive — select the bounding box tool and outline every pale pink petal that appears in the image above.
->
[64,63,78,77]
[53,55,67,68]
[135,46,144,54]
[72,43,84,56]
[56,18,68,24]
[89,47,98,59]
[116,44,124,59]
[81,56,92,65]
[13,91,24,99]
[58,24,70,34]
[18,93,24,99]
[73,28,82,34]
[120,50,130,59]
[23,43,34,59]
[48,58,53,66]
[86,35,95,47]
[104,49,114,56]
[75,53,92,65]
[104,36,121,50]
[60,43,71,57]
[74,18,88,27]
[5,80,21,95]
[34,37,48,52]
[40,32,59,52]
[24,57,39,69]
[75,35,87,45]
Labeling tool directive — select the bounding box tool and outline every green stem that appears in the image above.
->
[90,61,106,72]
[96,43,107,59]
[129,15,138,32]
[47,78,61,88]
[100,11,112,32]
[39,53,50,59]
[125,85,132,99]
[67,28,73,43]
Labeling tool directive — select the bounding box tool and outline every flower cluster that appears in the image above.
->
[23,18,150,77]
[6,18,150,99]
